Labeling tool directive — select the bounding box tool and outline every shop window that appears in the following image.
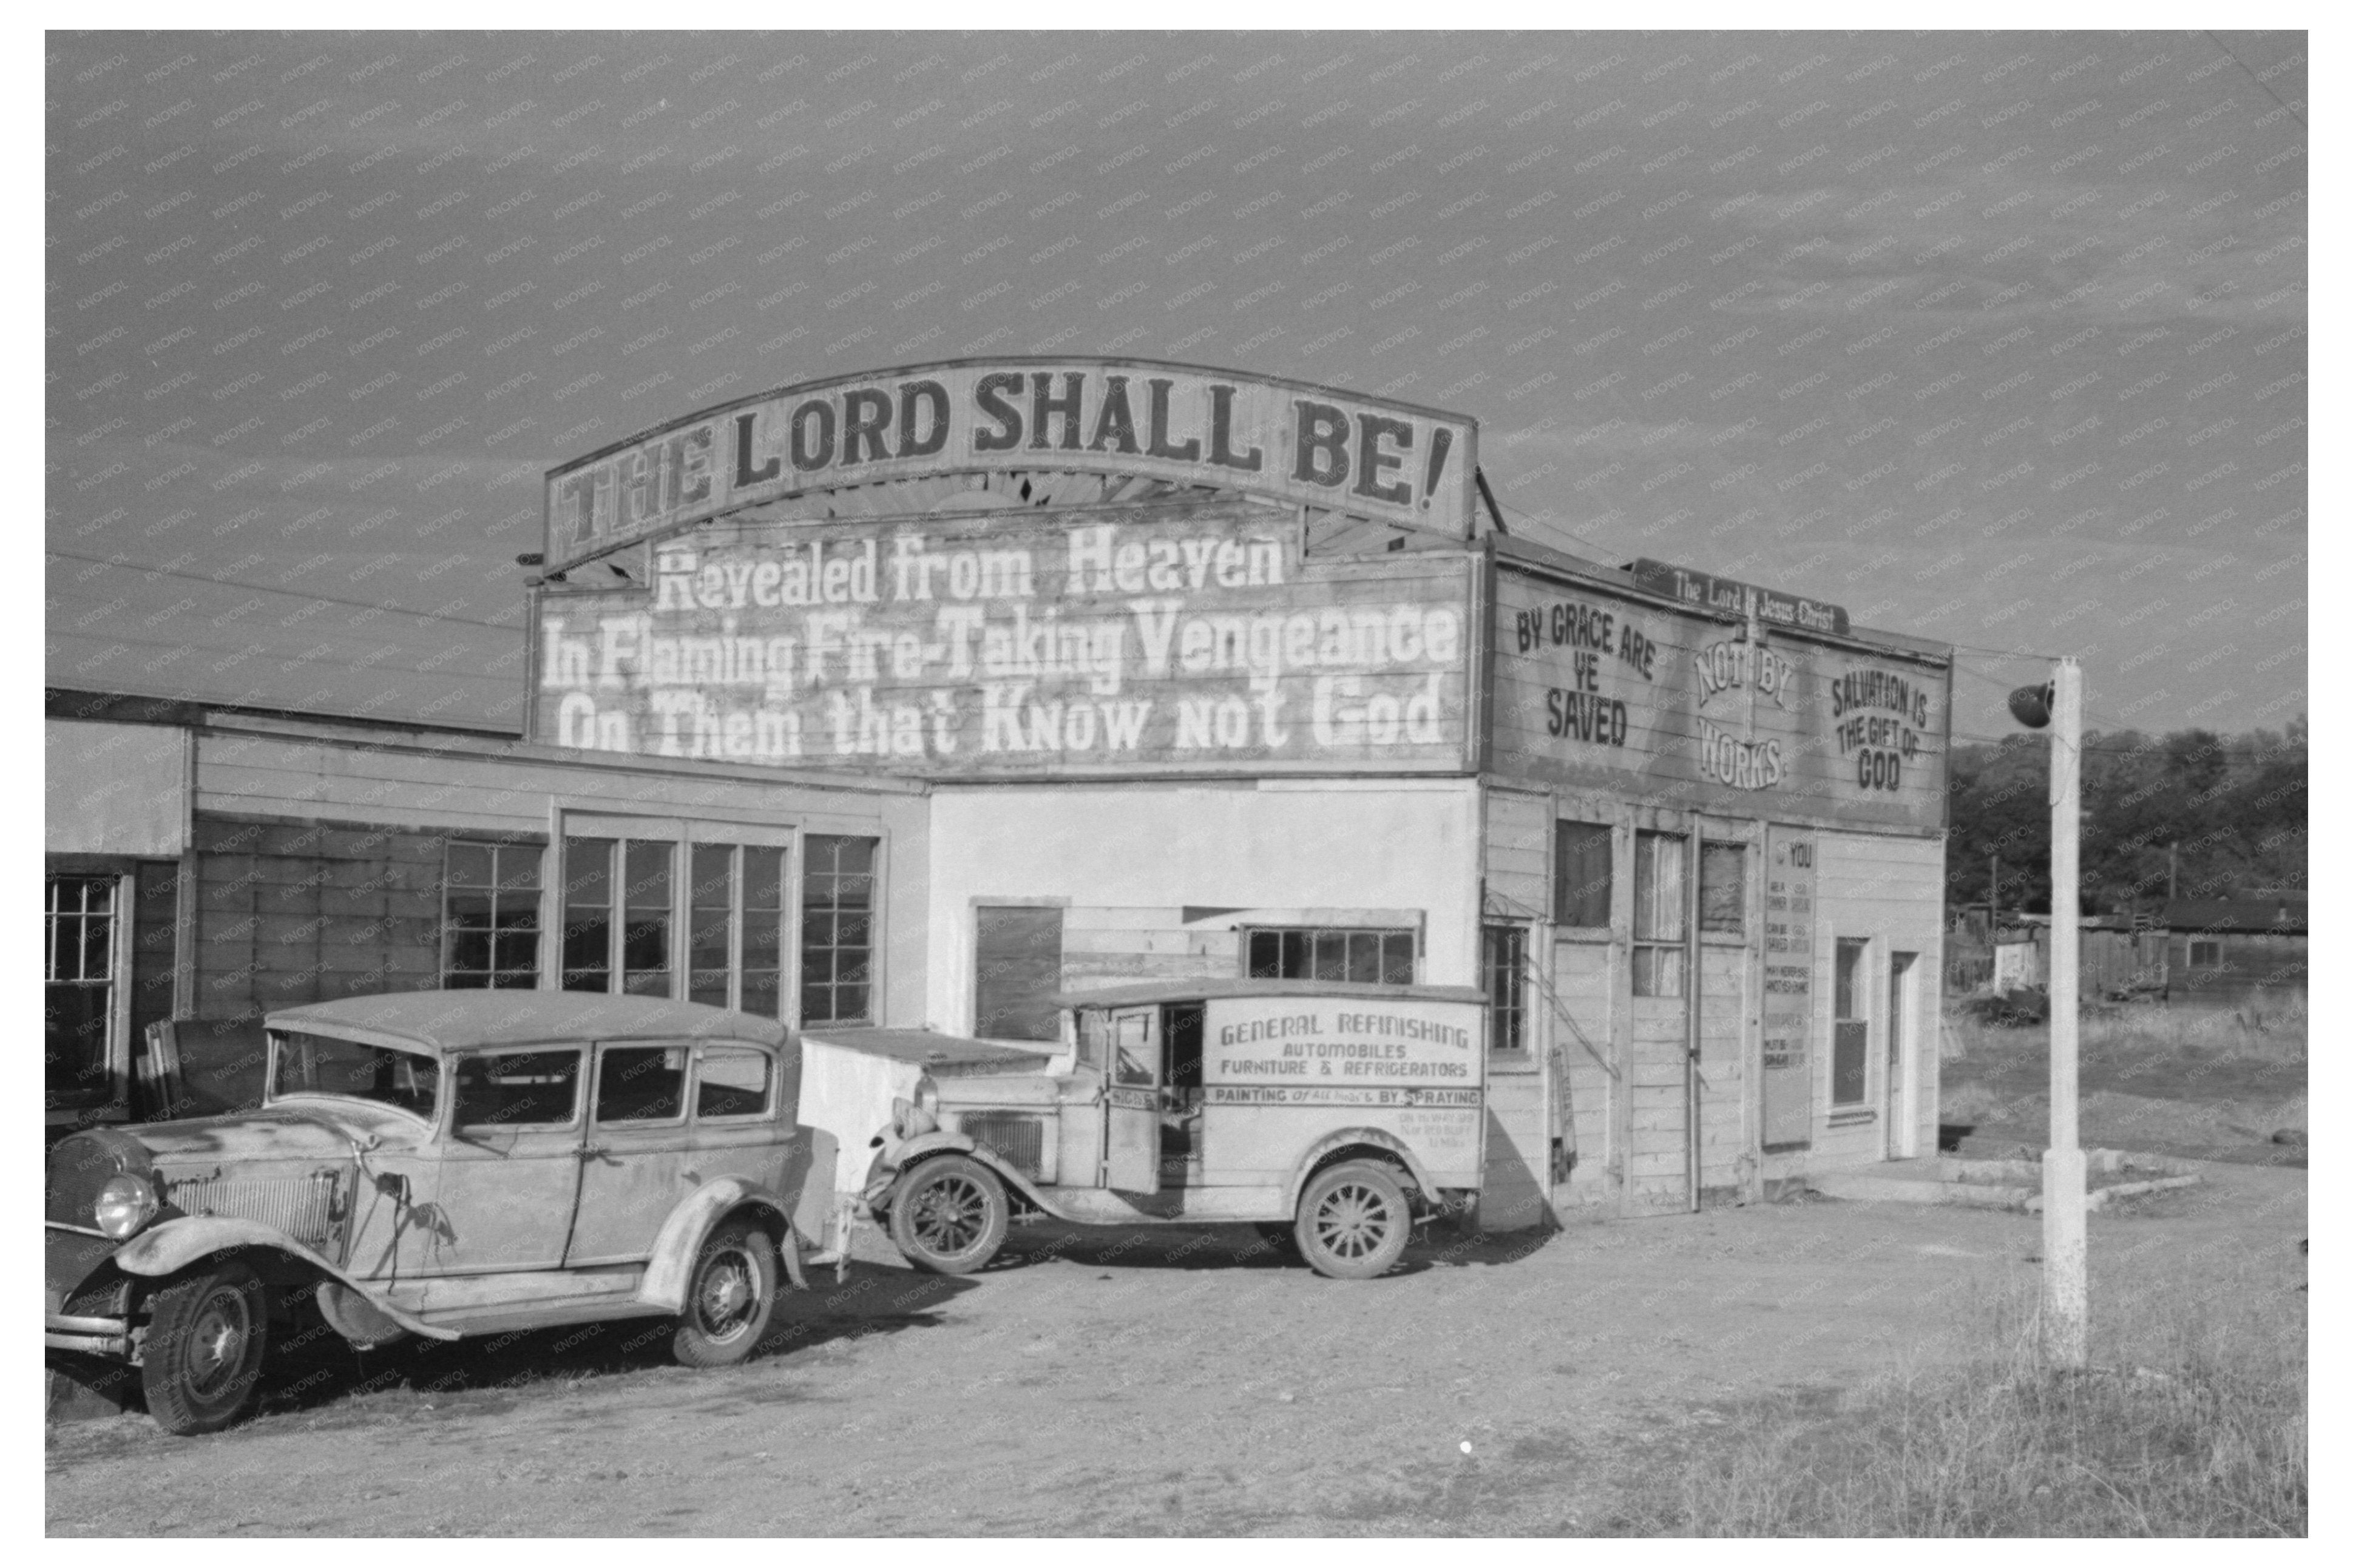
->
[1833,938,1870,1107]
[1699,841,1746,936]
[802,835,877,1026]
[1552,820,1613,928]
[1631,831,1686,998]
[974,905,1064,1042]
[2189,939,2223,968]
[1244,927,1416,984]
[1483,925,1528,1054]
[442,842,542,990]
[46,875,121,1112]
[562,832,790,1016]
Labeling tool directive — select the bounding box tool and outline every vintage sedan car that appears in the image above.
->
[862,979,1488,1281]
[44,993,835,1435]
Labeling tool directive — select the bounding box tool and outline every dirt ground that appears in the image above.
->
[45,1157,2306,1537]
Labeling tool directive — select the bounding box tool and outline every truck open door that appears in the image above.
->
[1102,1006,1160,1194]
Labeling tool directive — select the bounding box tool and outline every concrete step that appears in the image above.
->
[1807,1151,2199,1213]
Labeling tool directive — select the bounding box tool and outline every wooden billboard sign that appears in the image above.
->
[1489,564,1948,831]
[1628,558,1849,638]
[533,502,1477,779]
[541,359,1481,574]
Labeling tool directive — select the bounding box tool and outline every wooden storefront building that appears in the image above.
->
[48,357,1953,1226]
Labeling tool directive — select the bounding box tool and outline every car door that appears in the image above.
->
[430,1048,588,1273]
[565,1040,697,1266]
[683,1041,788,1191]
[1102,1006,1160,1195]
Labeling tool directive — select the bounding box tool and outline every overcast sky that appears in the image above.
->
[46,29,2306,743]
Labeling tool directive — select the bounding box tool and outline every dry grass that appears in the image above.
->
[1602,1271,2307,1536]
[1940,996,2306,1160]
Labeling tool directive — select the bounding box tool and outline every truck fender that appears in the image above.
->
[864,1133,1055,1217]
[638,1177,805,1312]
[110,1215,459,1342]
[1282,1129,1444,1219]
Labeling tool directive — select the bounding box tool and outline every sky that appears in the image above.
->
[45,29,2307,745]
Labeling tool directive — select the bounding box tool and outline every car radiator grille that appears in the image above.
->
[959,1113,1044,1180]
[163,1172,342,1246]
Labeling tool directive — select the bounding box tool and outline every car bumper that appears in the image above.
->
[47,1223,132,1360]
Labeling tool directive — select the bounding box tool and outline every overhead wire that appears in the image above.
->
[46,549,523,632]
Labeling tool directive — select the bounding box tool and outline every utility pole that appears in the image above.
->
[2043,659,2088,1369]
[2007,660,2088,1370]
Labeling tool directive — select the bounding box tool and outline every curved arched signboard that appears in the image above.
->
[543,357,1480,575]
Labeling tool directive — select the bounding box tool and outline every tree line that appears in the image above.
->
[1943,717,2306,917]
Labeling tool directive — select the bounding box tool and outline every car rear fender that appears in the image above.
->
[638,1177,805,1312]
[1282,1129,1441,1218]
[109,1215,459,1341]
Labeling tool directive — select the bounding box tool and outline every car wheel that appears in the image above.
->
[672,1220,778,1369]
[1294,1160,1412,1280]
[888,1155,1009,1275]
[140,1259,269,1435]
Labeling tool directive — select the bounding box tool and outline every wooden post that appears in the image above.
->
[2043,658,2088,1370]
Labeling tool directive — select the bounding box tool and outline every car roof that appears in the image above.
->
[1050,978,1491,1009]
[265,992,790,1053]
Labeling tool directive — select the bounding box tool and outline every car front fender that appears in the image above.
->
[109,1215,459,1341]
[1282,1128,1446,1218]
[862,1133,1055,1217]
[638,1177,805,1312]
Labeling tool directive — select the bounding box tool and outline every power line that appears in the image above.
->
[2204,30,2306,129]
[46,549,522,633]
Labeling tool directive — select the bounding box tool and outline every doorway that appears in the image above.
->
[1886,951,1918,1158]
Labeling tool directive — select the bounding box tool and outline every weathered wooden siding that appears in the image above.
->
[1057,907,1239,991]
[1480,1068,1551,1231]
[1809,830,1945,1166]
[1548,938,1614,1211]
[1483,786,1550,922]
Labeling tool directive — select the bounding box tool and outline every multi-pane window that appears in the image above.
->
[1833,938,1870,1106]
[1553,820,1613,928]
[563,831,790,1017]
[1699,841,1746,936]
[1245,927,1416,984]
[1483,925,1528,1054]
[442,842,542,989]
[2189,938,2223,968]
[46,876,119,1110]
[802,835,877,1026]
[1631,831,1687,998]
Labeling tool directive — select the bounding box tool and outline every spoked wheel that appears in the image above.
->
[673,1220,777,1368]
[1294,1160,1412,1280]
[141,1260,270,1435]
[887,1155,1009,1275]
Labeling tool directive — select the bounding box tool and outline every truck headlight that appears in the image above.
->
[94,1173,158,1240]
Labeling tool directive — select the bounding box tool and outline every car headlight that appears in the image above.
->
[94,1173,158,1240]
[914,1075,939,1116]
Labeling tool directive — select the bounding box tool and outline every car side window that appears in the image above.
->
[453,1050,582,1130]
[1110,1009,1157,1087]
[696,1045,773,1120]
[595,1044,686,1123]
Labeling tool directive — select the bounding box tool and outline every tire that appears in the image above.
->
[1294,1160,1413,1280]
[887,1155,1009,1275]
[140,1260,269,1435]
[672,1221,778,1369]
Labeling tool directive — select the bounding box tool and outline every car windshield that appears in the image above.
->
[268,1030,440,1119]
